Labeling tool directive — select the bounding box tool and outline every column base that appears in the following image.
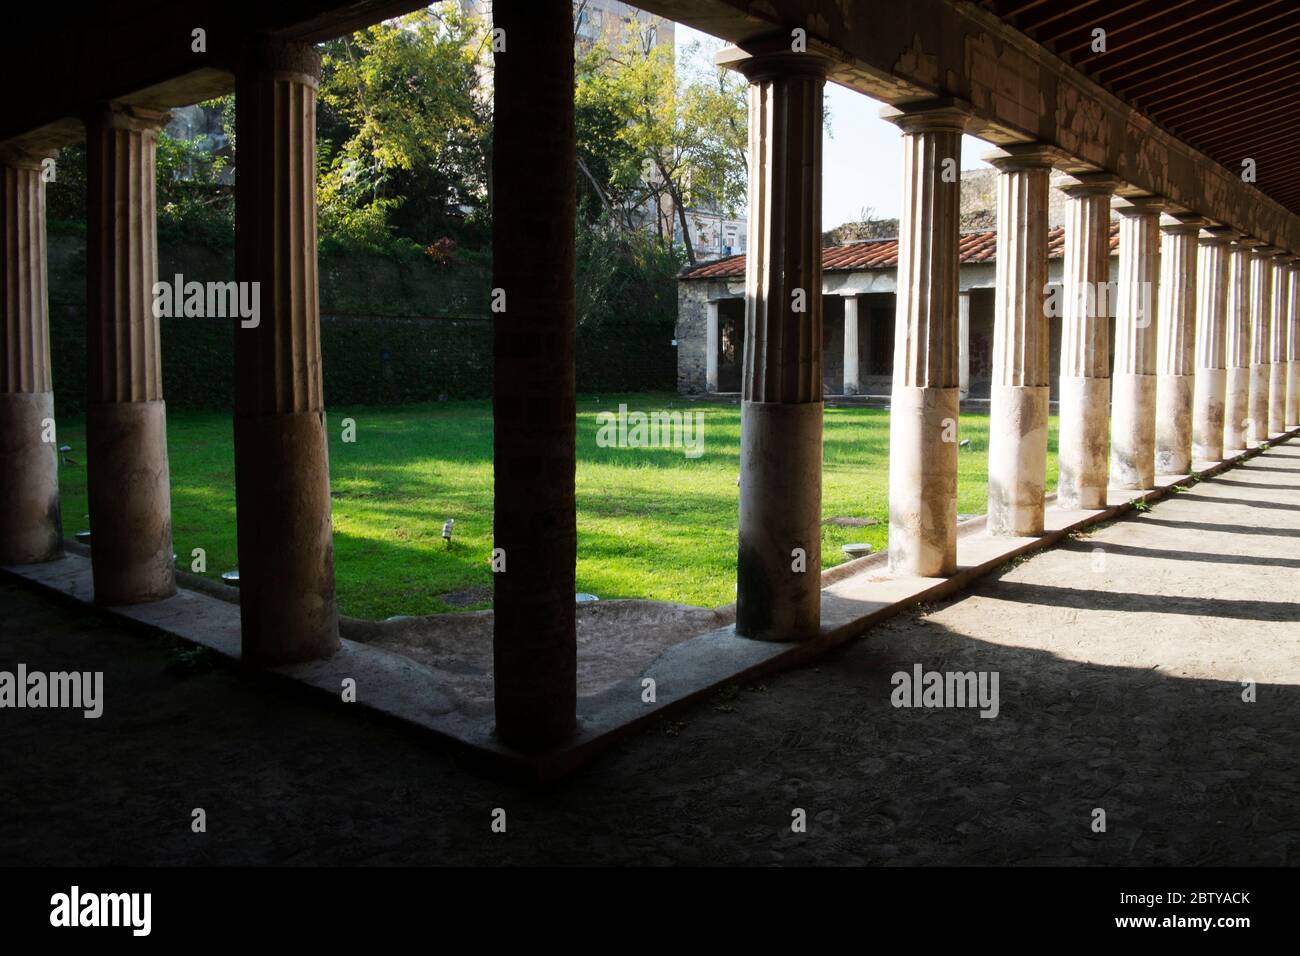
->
[1056,376,1109,511]
[1248,364,1269,446]
[234,409,340,664]
[1268,363,1287,436]
[0,391,63,564]
[86,400,176,605]
[1110,372,1156,490]
[843,382,859,397]
[736,400,822,642]
[1192,367,1226,463]
[987,383,1048,535]
[888,385,958,577]
[1224,365,1250,453]
[1155,373,1194,475]
[1287,360,1300,429]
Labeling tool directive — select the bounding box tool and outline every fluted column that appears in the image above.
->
[0,147,62,565]
[1056,173,1119,509]
[234,41,338,664]
[1192,231,1232,462]
[843,295,859,395]
[1223,240,1255,452]
[958,290,971,400]
[985,146,1055,535]
[1110,196,1164,491]
[1288,261,1300,429]
[84,104,176,605]
[1155,216,1202,475]
[491,2,577,749]
[1247,247,1276,446]
[705,299,719,392]
[1269,252,1291,435]
[730,46,828,641]
[882,100,969,576]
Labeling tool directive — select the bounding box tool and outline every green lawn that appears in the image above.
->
[53,393,1059,620]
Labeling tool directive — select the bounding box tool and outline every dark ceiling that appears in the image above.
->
[978,0,1300,217]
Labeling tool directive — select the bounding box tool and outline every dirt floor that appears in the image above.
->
[1,443,1298,866]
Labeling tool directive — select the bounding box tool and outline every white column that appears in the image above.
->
[1056,173,1119,510]
[1269,252,1290,436]
[1223,239,1255,453]
[843,294,859,395]
[1110,195,1165,490]
[1247,246,1275,446]
[882,98,970,577]
[1288,260,1300,429]
[730,45,828,642]
[1192,231,1232,463]
[958,290,971,401]
[1155,215,1202,476]
[705,299,719,392]
[985,145,1055,536]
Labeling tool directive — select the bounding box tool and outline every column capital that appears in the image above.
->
[240,36,322,86]
[716,37,832,82]
[1113,194,1169,217]
[1057,171,1122,196]
[84,102,171,133]
[0,143,56,170]
[1253,245,1285,258]
[982,143,1063,171]
[1159,213,1209,235]
[879,96,975,134]
[1202,225,1242,244]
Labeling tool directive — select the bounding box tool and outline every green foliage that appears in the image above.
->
[577,205,683,330]
[318,5,490,254]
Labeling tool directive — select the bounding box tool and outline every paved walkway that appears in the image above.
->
[2,442,1298,865]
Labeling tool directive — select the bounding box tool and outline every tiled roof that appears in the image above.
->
[680,222,1121,280]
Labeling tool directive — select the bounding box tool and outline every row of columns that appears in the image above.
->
[4,14,1300,754]
[729,73,1300,644]
[0,42,341,663]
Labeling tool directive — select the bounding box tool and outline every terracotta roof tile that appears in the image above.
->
[681,221,1122,280]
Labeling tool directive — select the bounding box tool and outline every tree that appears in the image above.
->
[317,5,492,251]
[575,30,748,265]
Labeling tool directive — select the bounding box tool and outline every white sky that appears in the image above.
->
[677,24,991,230]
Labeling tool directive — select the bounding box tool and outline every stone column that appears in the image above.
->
[843,295,859,395]
[1269,252,1291,436]
[1154,216,1202,475]
[84,104,176,605]
[1289,261,1300,429]
[985,146,1055,536]
[728,45,828,640]
[705,299,719,392]
[1247,247,1276,446]
[491,2,577,747]
[1110,196,1164,491]
[958,290,971,401]
[1192,231,1232,462]
[1056,173,1119,510]
[1223,239,1256,453]
[233,41,338,664]
[882,99,970,576]
[0,148,62,565]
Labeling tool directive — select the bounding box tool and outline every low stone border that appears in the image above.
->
[4,427,1297,781]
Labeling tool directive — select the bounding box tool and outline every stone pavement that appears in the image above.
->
[1,441,1297,865]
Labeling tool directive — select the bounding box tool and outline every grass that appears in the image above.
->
[53,392,1059,620]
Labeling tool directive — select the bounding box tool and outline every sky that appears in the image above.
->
[677,24,991,230]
